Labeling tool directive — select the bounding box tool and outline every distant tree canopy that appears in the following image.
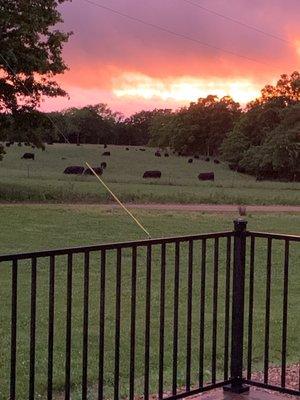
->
[221,72,300,180]
[149,95,241,156]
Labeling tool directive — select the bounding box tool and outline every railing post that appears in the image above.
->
[224,219,249,393]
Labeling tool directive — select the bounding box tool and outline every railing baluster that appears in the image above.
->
[47,255,55,400]
[212,238,219,384]
[224,237,231,381]
[10,259,18,400]
[82,251,90,400]
[281,240,289,388]
[114,248,122,400]
[186,240,193,392]
[144,245,152,400]
[29,257,37,399]
[158,243,166,400]
[247,236,255,380]
[199,239,206,388]
[65,253,73,400]
[172,241,180,395]
[98,250,106,400]
[264,238,272,384]
[129,246,137,400]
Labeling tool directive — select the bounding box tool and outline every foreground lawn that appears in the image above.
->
[0,143,299,205]
[0,205,299,399]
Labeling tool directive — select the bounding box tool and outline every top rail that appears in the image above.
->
[248,231,300,241]
[0,231,233,262]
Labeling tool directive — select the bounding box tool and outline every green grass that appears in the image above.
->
[0,205,299,399]
[0,143,299,205]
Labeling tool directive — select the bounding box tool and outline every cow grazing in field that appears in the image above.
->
[102,151,110,156]
[63,166,84,175]
[205,157,210,162]
[143,170,161,179]
[194,155,200,159]
[76,143,80,146]
[155,151,161,157]
[84,167,103,176]
[104,144,107,148]
[18,142,22,147]
[21,153,35,160]
[126,147,130,151]
[188,158,193,163]
[140,148,146,151]
[25,142,30,146]
[100,162,107,169]
[164,153,169,157]
[198,172,214,181]
[5,142,10,147]
[214,159,220,164]
[236,166,246,173]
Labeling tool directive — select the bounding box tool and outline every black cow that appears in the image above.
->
[198,172,214,181]
[143,170,161,179]
[140,148,146,151]
[21,153,35,160]
[194,155,200,159]
[102,151,110,156]
[25,142,30,146]
[214,159,220,164]
[101,162,107,169]
[5,143,10,147]
[63,166,84,175]
[229,163,237,171]
[104,144,107,148]
[205,157,210,162]
[84,167,103,176]
[126,147,130,151]
[164,153,169,157]
[18,142,22,147]
[236,166,246,173]
[155,151,161,157]
[188,158,193,163]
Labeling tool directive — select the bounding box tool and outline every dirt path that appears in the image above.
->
[108,203,300,213]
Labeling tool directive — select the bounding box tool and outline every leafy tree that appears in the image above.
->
[0,0,71,158]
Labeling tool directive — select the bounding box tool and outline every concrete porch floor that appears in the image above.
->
[192,388,298,399]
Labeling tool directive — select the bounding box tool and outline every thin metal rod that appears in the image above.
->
[212,238,219,384]
[144,245,152,400]
[82,251,90,400]
[158,243,166,399]
[65,254,73,400]
[114,249,122,400]
[264,238,272,384]
[98,250,106,400]
[224,236,231,381]
[247,236,255,380]
[10,259,18,400]
[172,242,180,395]
[199,239,206,388]
[186,240,193,391]
[29,257,37,399]
[48,256,55,400]
[281,240,289,388]
[129,246,137,400]
[86,162,151,238]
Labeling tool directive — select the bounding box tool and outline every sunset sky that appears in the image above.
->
[42,0,300,115]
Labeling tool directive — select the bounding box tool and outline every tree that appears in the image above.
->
[0,0,71,112]
[248,71,300,109]
[0,0,71,158]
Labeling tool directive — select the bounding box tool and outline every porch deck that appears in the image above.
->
[195,388,297,399]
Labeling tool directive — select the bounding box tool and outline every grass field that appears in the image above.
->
[0,205,299,399]
[0,143,299,205]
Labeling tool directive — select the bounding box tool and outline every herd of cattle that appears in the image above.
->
[6,143,222,181]
[60,147,218,181]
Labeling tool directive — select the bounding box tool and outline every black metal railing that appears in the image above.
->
[0,221,299,399]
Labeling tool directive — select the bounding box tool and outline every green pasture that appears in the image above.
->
[0,143,299,205]
[0,205,299,399]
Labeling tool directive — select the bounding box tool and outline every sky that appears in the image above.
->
[41,0,300,115]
